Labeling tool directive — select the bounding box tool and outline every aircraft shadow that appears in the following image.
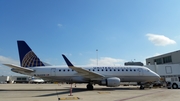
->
[0,88,68,91]
[34,87,142,97]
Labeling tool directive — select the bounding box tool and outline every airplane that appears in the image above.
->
[4,41,160,90]
[29,77,45,84]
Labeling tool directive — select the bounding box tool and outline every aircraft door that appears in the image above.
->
[138,68,143,76]
[51,68,56,76]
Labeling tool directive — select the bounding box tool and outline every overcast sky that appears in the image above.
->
[0,0,180,76]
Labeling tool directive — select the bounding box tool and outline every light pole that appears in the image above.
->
[96,49,98,66]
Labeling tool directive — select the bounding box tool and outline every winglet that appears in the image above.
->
[62,54,74,67]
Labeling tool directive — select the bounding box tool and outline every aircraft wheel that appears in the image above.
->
[172,83,178,89]
[87,84,94,90]
[140,85,145,89]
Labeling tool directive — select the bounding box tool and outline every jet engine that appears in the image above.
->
[100,77,120,87]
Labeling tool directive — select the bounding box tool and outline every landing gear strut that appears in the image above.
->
[87,83,94,90]
[140,85,145,89]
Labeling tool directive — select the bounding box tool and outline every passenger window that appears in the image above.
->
[63,69,65,72]
[118,69,120,71]
[130,69,132,71]
[106,69,108,71]
[126,69,128,71]
[122,69,124,71]
[114,69,116,71]
[68,69,70,71]
[134,69,136,71]
[59,69,61,72]
[102,69,104,71]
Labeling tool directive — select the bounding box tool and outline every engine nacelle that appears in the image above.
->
[100,77,120,87]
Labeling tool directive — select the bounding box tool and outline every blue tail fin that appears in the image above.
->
[17,41,45,67]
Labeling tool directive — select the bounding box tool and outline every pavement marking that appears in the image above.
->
[115,90,164,101]
[98,92,111,94]
[58,97,80,100]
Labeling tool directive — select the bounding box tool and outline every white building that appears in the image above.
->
[145,50,180,83]
[0,76,10,83]
[146,50,180,65]
[0,76,30,83]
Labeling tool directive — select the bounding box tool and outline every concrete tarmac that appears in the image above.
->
[0,84,179,101]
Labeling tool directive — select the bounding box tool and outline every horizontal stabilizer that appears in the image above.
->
[42,62,52,66]
[3,64,34,73]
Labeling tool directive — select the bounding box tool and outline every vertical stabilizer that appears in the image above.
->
[17,41,45,67]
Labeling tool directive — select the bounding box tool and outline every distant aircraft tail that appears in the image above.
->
[17,41,45,67]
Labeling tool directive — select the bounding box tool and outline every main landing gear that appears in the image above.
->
[139,84,153,89]
[87,83,94,90]
[140,85,145,89]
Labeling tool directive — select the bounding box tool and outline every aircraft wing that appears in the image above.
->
[62,54,105,80]
[3,64,34,73]
[70,66,104,79]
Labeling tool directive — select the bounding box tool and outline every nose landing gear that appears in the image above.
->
[87,83,94,90]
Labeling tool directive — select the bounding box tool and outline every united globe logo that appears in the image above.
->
[22,51,44,67]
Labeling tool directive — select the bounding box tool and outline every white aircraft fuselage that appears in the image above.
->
[19,66,160,83]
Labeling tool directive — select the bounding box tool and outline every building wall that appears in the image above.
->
[0,76,30,83]
[146,50,180,65]
[11,76,30,83]
[146,64,180,77]
[0,76,8,83]
[124,62,144,66]
[172,51,180,64]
